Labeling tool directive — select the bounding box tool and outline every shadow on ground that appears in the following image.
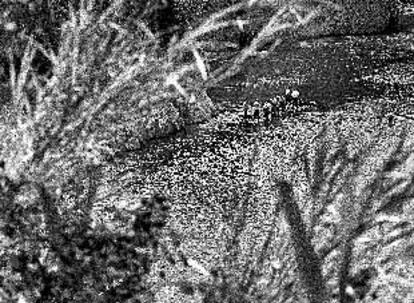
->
[208,31,414,111]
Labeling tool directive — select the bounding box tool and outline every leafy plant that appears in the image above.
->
[0,0,333,302]
[270,112,414,302]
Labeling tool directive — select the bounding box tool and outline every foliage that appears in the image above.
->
[172,0,400,40]
[144,103,413,302]
[264,110,414,302]
[0,0,329,302]
[2,0,409,301]
[103,117,314,302]
[0,0,183,82]
[92,91,414,302]
[0,184,171,303]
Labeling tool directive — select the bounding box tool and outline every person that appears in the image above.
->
[253,100,260,125]
[270,97,279,122]
[279,95,287,118]
[263,100,272,126]
[243,100,250,125]
[285,89,292,103]
[284,88,295,117]
[284,89,293,117]
[0,160,12,194]
[277,95,286,121]
[388,113,395,127]
[291,90,300,101]
[291,90,300,116]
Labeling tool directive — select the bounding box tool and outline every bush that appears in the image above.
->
[255,109,414,302]
[0,1,331,302]
[0,185,171,303]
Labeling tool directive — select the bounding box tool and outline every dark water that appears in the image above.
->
[208,32,414,111]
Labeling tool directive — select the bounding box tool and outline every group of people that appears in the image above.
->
[242,88,303,126]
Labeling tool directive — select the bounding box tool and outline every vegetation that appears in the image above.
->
[0,0,413,303]
[172,0,400,39]
[264,112,414,302]
[301,0,400,36]
[117,107,413,303]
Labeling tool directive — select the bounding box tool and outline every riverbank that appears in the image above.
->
[93,14,414,303]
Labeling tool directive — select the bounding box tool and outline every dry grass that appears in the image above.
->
[143,108,414,302]
[0,0,324,188]
[0,1,330,302]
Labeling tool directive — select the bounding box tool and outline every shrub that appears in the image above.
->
[0,1,327,302]
[255,110,414,302]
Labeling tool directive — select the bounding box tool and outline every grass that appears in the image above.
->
[1,0,413,302]
[97,103,414,302]
[92,1,414,300]
[0,1,336,302]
